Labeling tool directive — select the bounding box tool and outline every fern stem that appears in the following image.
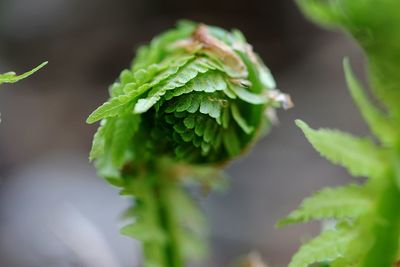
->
[156,179,185,267]
[141,174,169,267]
[361,161,400,267]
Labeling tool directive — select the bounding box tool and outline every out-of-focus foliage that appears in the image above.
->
[88,21,289,267]
[279,1,400,266]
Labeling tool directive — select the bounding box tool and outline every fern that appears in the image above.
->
[281,1,400,266]
[278,184,370,227]
[88,21,290,267]
[288,227,356,267]
[0,62,47,86]
[295,120,387,178]
[0,62,47,122]
[343,59,398,146]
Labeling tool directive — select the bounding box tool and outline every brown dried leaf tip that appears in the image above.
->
[175,24,248,77]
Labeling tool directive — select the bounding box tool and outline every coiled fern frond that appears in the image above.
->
[87,21,290,267]
[88,21,290,165]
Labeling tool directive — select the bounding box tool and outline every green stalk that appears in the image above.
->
[140,174,168,267]
[361,155,400,267]
[139,171,184,267]
[156,179,184,267]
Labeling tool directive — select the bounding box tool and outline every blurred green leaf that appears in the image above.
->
[296,120,387,178]
[278,184,370,227]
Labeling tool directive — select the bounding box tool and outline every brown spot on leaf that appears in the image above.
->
[193,24,247,76]
[175,24,248,77]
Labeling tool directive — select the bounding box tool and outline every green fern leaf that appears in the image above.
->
[289,228,355,267]
[296,120,387,178]
[162,58,214,88]
[231,85,267,104]
[127,55,195,94]
[111,113,140,167]
[87,56,194,123]
[0,62,47,85]
[89,119,110,161]
[193,115,207,136]
[140,58,207,97]
[258,61,276,89]
[164,72,227,100]
[343,59,398,146]
[202,119,218,143]
[134,58,219,113]
[86,93,137,123]
[278,184,370,227]
[231,103,254,134]
[223,128,241,157]
[198,93,223,119]
[121,222,167,243]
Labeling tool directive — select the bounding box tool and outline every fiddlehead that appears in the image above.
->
[87,21,290,267]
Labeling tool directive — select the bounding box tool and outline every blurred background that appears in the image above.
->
[0,0,369,266]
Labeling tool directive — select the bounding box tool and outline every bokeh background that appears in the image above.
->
[0,0,368,266]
